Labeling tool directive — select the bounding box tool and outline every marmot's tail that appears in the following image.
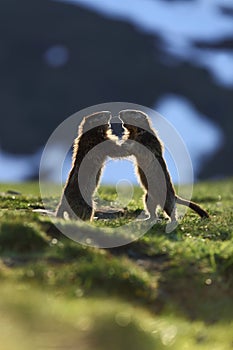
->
[175,196,209,218]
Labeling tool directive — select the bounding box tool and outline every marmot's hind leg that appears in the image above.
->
[164,197,177,221]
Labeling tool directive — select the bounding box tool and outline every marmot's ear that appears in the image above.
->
[82,111,112,133]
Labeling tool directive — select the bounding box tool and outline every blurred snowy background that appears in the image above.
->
[0,0,232,184]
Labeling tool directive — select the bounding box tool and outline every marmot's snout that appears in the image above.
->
[110,116,125,140]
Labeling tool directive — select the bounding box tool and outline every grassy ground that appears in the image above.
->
[0,179,232,349]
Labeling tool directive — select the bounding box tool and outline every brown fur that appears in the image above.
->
[56,109,209,222]
[117,109,209,220]
[56,111,113,220]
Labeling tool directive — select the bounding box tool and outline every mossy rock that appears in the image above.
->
[0,221,48,253]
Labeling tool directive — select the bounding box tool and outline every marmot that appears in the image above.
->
[116,109,209,221]
[56,111,112,220]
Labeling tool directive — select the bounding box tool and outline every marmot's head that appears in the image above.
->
[119,110,152,140]
[80,111,111,138]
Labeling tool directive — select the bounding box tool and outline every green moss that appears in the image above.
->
[0,179,233,348]
[0,220,48,253]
